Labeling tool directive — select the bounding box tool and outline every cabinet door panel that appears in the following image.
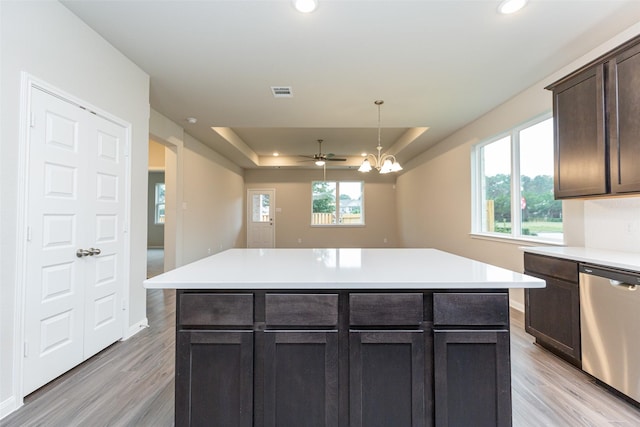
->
[350,331,428,427]
[434,330,511,427]
[263,331,339,427]
[610,43,640,194]
[525,277,581,365]
[175,331,253,427]
[553,64,607,198]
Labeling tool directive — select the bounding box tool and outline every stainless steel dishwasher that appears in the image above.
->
[579,263,640,403]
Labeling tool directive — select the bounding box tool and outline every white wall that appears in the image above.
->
[397,21,640,311]
[1,1,149,416]
[584,197,640,252]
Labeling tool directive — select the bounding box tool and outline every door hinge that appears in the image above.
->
[26,226,32,242]
[24,341,28,358]
[30,112,35,128]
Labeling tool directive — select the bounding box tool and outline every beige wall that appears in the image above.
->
[182,133,245,263]
[245,169,398,248]
[148,139,166,170]
[1,1,149,414]
[149,110,246,266]
[397,22,640,310]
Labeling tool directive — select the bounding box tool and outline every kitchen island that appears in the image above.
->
[144,248,544,427]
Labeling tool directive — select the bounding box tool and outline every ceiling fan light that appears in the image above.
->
[358,159,372,172]
[315,160,326,166]
[293,0,318,13]
[498,0,527,15]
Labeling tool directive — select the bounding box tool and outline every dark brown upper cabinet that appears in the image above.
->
[608,42,640,194]
[547,35,640,199]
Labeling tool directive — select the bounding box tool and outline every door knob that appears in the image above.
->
[76,249,91,258]
[76,248,101,258]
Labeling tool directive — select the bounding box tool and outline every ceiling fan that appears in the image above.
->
[298,139,347,166]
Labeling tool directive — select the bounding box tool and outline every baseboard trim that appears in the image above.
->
[510,300,525,313]
[0,396,19,420]
[124,318,149,340]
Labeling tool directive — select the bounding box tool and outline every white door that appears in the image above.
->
[247,189,275,248]
[23,88,126,395]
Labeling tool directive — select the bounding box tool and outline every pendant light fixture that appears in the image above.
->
[358,100,402,174]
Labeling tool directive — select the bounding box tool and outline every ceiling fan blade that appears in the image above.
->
[326,157,347,161]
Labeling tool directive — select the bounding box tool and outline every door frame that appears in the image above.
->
[13,73,132,402]
[246,188,276,248]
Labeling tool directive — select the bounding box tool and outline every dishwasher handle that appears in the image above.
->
[580,263,640,287]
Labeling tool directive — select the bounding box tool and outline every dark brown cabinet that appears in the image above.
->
[433,330,511,427]
[548,35,640,198]
[524,253,581,367]
[176,331,254,427]
[608,42,640,194]
[433,293,512,427]
[175,289,512,427]
[263,331,339,427]
[551,64,607,198]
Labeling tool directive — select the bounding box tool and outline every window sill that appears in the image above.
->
[310,224,365,228]
[469,232,564,247]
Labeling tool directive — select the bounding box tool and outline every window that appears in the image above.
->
[155,183,165,224]
[472,115,563,242]
[311,181,364,225]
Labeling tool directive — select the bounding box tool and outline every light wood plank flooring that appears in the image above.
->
[2,290,639,426]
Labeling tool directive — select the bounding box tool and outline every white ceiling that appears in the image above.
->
[61,0,640,170]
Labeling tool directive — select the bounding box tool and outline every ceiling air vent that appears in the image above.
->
[271,86,293,98]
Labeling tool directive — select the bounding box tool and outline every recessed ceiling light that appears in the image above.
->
[186,117,197,124]
[273,152,279,157]
[292,0,318,13]
[498,0,527,15]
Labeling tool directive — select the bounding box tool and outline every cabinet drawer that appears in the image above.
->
[433,293,509,327]
[524,253,578,282]
[179,293,253,327]
[265,294,338,327]
[349,293,423,326]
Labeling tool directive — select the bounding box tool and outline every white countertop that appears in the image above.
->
[144,248,544,290]
[522,246,640,272]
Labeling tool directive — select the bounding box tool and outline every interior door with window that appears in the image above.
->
[22,87,126,395]
[247,189,275,248]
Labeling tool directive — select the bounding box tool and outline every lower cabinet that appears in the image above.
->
[175,290,512,427]
[263,331,339,427]
[349,331,428,427]
[175,330,254,427]
[433,330,511,427]
[433,292,512,427]
[524,253,581,366]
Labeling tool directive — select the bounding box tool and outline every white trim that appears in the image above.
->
[14,73,133,404]
[469,232,564,247]
[124,317,149,340]
[0,396,19,419]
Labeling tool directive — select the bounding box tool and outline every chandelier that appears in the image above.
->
[358,100,402,174]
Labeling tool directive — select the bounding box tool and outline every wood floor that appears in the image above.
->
[2,290,639,426]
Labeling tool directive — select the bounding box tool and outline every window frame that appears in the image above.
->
[310,180,365,227]
[154,182,165,225]
[471,112,563,244]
